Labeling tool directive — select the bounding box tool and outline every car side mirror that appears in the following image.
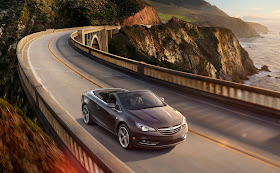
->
[160,97,165,102]
[107,103,115,108]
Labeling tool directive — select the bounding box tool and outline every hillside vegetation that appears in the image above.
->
[149,0,227,16]
[55,0,151,26]
[0,98,77,173]
[145,0,260,38]
[0,1,159,171]
[0,0,155,121]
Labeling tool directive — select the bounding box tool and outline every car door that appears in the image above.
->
[98,95,120,132]
[105,101,121,132]
[94,100,109,128]
[87,99,101,123]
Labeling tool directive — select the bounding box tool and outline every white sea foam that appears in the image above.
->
[239,21,280,92]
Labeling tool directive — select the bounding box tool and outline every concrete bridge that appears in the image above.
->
[76,26,120,52]
[17,26,280,173]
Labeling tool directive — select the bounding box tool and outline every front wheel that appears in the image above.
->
[118,124,133,149]
[82,104,93,125]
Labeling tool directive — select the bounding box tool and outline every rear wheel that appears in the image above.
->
[82,104,93,125]
[118,124,133,149]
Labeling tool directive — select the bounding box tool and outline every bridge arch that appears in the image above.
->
[90,35,100,50]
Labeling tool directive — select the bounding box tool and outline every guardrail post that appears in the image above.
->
[265,96,271,107]
[209,83,213,93]
[215,84,220,95]
[197,80,202,90]
[193,79,197,89]
[251,92,256,104]
[137,62,145,75]
[229,88,234,98]
[234,89,238,99]
[248,92,253,102]
[202,81,207,92]
[186,78,190,88]
[189,79,193,88]
[241,90,246,101]
[256,93,261,105]
[272,97,278,108]
[212,84,216,94]
[221,86,227,96]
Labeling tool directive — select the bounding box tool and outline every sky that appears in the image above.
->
[207,0,280,20]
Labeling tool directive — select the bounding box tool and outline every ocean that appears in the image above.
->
[239,21,280,92]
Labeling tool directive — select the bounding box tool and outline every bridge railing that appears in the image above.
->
[71,30,280,114]
[17,27,133,173]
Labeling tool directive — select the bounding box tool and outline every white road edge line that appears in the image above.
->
[27,34,79,120]
[27,34,49,92]
[26,33,110,147]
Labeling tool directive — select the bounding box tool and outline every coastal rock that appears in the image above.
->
[109,17,257,82]
[261,65,271,72]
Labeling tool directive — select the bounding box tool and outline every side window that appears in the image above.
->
[115,101,121,111]
[108,94,116,104]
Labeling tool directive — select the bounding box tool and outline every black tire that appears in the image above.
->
[82,104,94,125]
[118,124,133,150]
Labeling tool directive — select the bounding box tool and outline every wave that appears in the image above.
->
[240,29,280,92]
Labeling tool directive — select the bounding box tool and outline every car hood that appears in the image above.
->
[128,106,182,127]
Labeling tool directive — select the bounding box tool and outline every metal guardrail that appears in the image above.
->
[71,30,280,114]
[17,27,134,173]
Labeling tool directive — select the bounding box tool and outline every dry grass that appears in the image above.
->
[0,98,77,173]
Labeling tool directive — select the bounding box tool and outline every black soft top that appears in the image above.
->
[94,88,127,102]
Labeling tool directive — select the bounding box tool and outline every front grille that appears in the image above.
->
[158,124,181,135]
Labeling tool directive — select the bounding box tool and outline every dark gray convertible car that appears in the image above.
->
[81,88,188,149]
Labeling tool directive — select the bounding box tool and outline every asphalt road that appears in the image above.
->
[25,31,280,173]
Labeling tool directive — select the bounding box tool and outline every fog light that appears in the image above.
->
[139,140,158,146]
[183,133,187,139]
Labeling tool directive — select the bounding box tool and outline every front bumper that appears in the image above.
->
[131,125,188,149]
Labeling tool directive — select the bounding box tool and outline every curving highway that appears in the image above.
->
[25,30,280,173]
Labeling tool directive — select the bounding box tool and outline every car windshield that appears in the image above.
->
[117,91,165,110]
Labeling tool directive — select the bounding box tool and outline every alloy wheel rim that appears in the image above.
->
[118,126,129,148]
[82,105,89,124]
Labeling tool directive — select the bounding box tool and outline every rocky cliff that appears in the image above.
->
[123,6,161,26]
[247,22,269,33]
[197,16,260,38]
[146,0,260,38]
[109,17,257,82]
[0,98,77,173]
[149,0,228,17]
[55,0,152,26]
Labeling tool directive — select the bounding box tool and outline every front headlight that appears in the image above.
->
[182,117,187,125]
[135,122,156,132]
